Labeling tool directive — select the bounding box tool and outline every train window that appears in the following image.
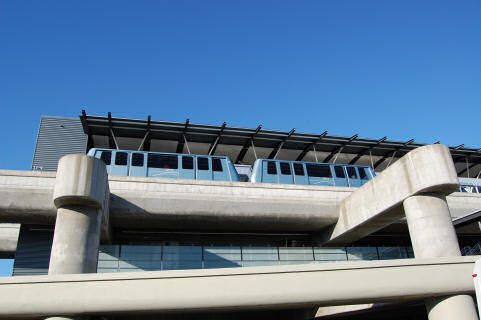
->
[334,166,345,178]
[347,167,358,179]
[115,152,128,166]
[212,158,223,172]
[293,163,305,176]
[131,153,144,167]
[182,156,194,169]
[147,154,178,169]
[306,164,332,178]
[100,151,112,165]
[267,161,277,175]
[359,168,368,179]
[198,157,209,170]
[280,162,291,175]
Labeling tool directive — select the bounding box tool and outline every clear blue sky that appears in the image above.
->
[0,1,480,275]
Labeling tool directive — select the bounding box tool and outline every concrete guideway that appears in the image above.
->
[326,144,461,245]
[0,256,476,319]
[0,168,479,232]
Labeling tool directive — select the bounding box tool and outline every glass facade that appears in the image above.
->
[97,245,415,273]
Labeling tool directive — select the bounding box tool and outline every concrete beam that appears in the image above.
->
[0,165,480,233]
[326,144,460,245]
[0,256,476,319]
[0,223,19,258]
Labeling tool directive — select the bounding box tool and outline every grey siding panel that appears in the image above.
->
[12,225,53,276]
[32,116,87,172]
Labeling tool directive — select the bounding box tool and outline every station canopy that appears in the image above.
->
[80,111,481,178]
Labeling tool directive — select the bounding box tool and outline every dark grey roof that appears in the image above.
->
[80,111,481,177]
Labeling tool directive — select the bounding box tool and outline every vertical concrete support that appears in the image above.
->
[46,155,108,320]
[404,193,478,320]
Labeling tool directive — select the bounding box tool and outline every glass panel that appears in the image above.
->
[267,161,277,175]
[378,247,409,260]
[147,154,178,169]
[100,151,112,165]
[347,247,378,260]
[212,158,223,172]
[204,246,241,261]
[279,247,314,261]
[359,167,367,179]
[242,247,278,261]
[280,162,291,175]
[347,167,358,179]
[306,164,332,177]
[293,163,305,176]
[313,247,347,261]
[131,153,144,167]
[182,156,194,169]
[115,152,128,165]
[334,166,345,178]
[197,157,209,170]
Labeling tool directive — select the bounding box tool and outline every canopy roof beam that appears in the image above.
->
[268,128,296,159]
[295,131,328,161]
[175,119,190,153]
[349,136,387,165]
[374,139,414,169]
[235,125,262,164]
[208,122,227,155]
[323,134,358,163]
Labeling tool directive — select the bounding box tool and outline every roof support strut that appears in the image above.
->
[296,131,328,161]
[208,122,226,155]
[323,134,358,163]
[176,119,190,153]
[235,125,262,164]
[374,139,414,169]
[268,128,296,159]
[349,136,387,165]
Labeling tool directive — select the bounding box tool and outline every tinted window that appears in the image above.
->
[306,164,332,178]
[131,153,144,167]
[347,167,358,179]
[182,156,194,169]
[267,161,277,175]
[212,158,223,172]
[293,163,305,176]
[359,167,368,179]
[114,152,128,166]
[334,166,345,178]
[147,154,178,169]
[198,157,209,170]
[280,162,291,175]
[100,151,112,165]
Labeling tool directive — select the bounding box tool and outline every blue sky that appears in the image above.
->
[0,1,480,275]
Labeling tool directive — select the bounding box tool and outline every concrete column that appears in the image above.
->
[404,193,478,320]
[46,154,108,320]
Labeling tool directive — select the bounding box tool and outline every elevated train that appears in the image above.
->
[88,148,374,187]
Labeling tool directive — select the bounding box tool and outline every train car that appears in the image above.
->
[458,177,481,194]
[87,148,240,182]
[249,159,375,187]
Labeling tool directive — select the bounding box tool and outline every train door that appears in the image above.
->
[292,163,308,185]
[196,157,212,180]
[306,163,334,186]
[346,167,361,187]
[146,154,179,178]
[110,151,129,176]
[212,158,230,181]
[129,153,147,177]
[262,160,279,183]
[278,162,294,184]
[180,156,195,180]
[358,167,370,186]
[333,165,348,187]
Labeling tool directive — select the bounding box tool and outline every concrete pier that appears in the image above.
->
[46,155,108,320]
[404,193,478,320]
